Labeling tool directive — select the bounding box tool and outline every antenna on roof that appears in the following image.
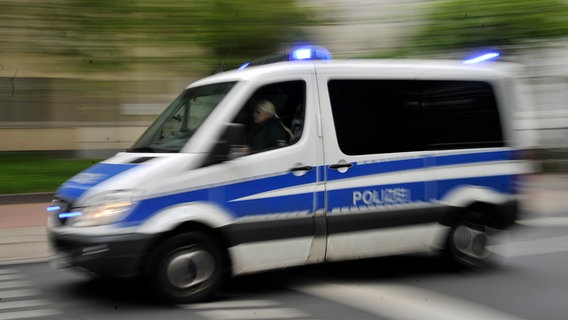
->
[216,41,236,73]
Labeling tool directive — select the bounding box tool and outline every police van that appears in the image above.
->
[47,46,532,303]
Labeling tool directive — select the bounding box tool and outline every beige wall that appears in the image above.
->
[0,127,146,151]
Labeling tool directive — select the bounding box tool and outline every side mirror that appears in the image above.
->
[223,123,246,146]
[205,123,247,165]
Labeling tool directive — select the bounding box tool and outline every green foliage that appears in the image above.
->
[0,153,101,194]
[0,0,314,74]
[189,0,313,70]
[414,0,568,53]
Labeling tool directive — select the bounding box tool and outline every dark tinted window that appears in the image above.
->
[419,81,504,150]
[328,80,504,155]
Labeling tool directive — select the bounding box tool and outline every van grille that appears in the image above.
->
[51,199,73,226]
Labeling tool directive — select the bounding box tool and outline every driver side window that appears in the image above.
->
[231,80,306,155]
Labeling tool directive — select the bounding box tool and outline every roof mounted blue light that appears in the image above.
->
[463,51,500,64]
[289,45,332,61]
[292,48,312,60]
[238,62,250,71]
[238,45,332,70]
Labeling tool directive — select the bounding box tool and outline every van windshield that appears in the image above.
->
[129,82,236,153]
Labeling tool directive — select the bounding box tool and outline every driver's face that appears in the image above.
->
[253,108,269,123]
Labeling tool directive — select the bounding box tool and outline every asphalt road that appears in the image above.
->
[1,174,567,319]
[2,221,568,320]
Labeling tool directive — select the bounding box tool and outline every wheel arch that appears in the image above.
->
[437,185,519,229]
[138,201,236,275]
[151,220,233,276]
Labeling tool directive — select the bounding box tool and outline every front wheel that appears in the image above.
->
[444,217,493,269]
[148,232,227,303]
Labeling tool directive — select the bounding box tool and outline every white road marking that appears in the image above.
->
[181,299,311,320]
[293,281,525,320]
[517,217,568,227]
[0,309,60,320]
[194,308,309,320]
[181,299,279,309]
[0,269,62,320]
[490,235,568,258]
[0,275,24,281]
[0,281,33,290]
[0,270,18,275]
[0,289,42,299]
[0,299,51,310]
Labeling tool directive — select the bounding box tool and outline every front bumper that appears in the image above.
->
[48,231,160,278]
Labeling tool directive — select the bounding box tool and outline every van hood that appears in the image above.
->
[55,153,199,204]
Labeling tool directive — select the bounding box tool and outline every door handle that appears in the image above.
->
[329,163,353,170]
[290,165,314,172]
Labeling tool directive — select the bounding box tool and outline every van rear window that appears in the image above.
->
[327,80,504,155]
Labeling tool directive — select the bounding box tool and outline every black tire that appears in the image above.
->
[444,215,493,269]
[148,232,227,303]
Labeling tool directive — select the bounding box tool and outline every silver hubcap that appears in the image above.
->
[166,249,215,289]
[453,224,488,258]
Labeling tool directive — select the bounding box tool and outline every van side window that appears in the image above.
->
[328,80,504,155]
[419,81,504,149]
[328,80,421,155]
[232,80,306,154]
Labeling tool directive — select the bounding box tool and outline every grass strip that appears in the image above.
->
[0,152,101,194]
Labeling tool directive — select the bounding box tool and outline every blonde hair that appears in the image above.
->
[256,100,277,117]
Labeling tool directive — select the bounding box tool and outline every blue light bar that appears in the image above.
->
[292,48,312,60]
[238,62,250,71]
[238,45,332,70]
[463,52,500,64]
[289,45,332,61]
[59,211,82,219]
[47,205,61,213]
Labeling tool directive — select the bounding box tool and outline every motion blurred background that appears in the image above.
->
[1,0,567,181]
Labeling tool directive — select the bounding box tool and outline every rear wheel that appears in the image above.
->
[149,232,226,303]
[444,215,493,268]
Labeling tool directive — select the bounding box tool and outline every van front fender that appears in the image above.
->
[135,202,234,234]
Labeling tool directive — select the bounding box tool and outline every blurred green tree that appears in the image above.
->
[189,0,313,71]
[127,0,314,72]
[0,0,313,74]
[51,0,135,70]
[413,0,568,54]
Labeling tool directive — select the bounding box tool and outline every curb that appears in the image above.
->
[0,193,54,205]
[0,257,50,266]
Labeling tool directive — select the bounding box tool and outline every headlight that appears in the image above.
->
[69,190,138,227]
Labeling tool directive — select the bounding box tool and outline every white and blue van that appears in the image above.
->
[47,46,532,303]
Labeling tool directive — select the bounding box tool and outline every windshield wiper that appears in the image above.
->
[127,147,156,153]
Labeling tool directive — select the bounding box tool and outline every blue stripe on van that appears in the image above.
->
[326,150,512,182]
[118,149,516,227]
[121,169,318,226]
[326,157,423,182]
[56,163,139,202]
[327,180,427,211]
[433,150,511,167]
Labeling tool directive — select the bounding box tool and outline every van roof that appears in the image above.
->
[188,59,521,88]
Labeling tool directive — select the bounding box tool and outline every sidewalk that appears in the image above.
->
[518,173,568,218]
[0,202,52,265]
[0,174,567,265]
